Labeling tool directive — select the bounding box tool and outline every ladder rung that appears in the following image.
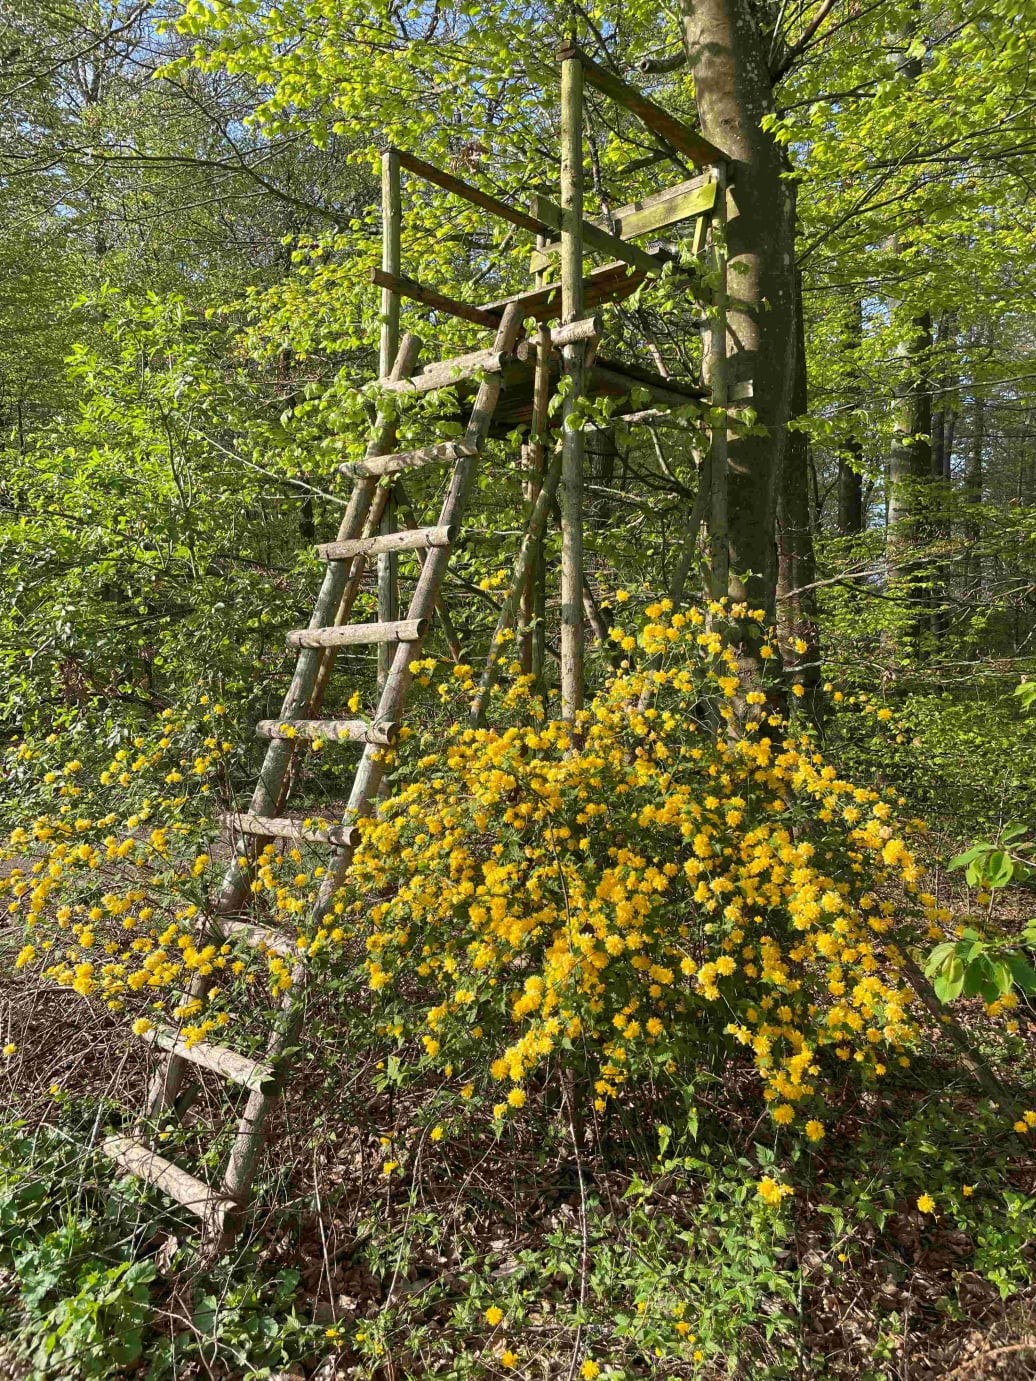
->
[317,525,456,560]
[218,918,295,956]
[142,1025,277,1094]
[102,1135,238,1225]
[378,348,507,394]
[223,812,356,847]
[256,717,398,746]
[286,618,428,650]
[339,444,475,479]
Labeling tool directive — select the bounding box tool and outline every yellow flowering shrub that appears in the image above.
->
[330,604,927,1131]
[2,609,934,1138]
[0,699,284,1043]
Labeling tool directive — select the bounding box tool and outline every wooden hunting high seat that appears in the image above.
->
[98,44,730,1255]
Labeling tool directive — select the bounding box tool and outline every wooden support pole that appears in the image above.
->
[560,50,586,721]
[379,148,402,690]
[522,234,553,682]
[706,163,729,601]
[393,482,465,661]
[556,43,728,167]
[475,450,562,724]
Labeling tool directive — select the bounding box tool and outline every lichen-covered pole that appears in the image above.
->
[559,48,585,720]
[521,234,552,685]
[378,148,402,688]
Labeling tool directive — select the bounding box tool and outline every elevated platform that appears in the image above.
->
[490,352,705,435]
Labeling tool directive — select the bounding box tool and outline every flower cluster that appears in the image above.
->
[326,604,927,1133]
[0,700,293,1044]
[3,609,940,1135]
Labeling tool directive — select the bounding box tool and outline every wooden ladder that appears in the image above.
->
[102,302,524,1252]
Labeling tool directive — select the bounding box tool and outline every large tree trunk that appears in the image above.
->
[680,0,798,621]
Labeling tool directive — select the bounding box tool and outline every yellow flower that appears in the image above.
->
[485,1305,504,1326]
[581,1362,600,1380]
[962,1184,974,1197]
[507,1087,526,1108]
[132,1017,153,1036]
[773,1104,793,1125]
[615,590,630,603]
[430,1125,444,1142]
[916,1193,935,1214]
[791,683,805,698]
[501,1349,518,1368]
[805,1120,825,1142]
[382,1160,399,1176]
[757,1176,792,1207]
[2,1043,16,1057]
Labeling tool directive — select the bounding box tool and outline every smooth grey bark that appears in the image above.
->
[680,0,798,618]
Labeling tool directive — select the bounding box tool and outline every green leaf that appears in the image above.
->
[933,956,965,1002]
[924,941,956,976]
[1007,955,1036,994]
[985,851,1015,888]
[949,844,988,871]
[963,953,994,998]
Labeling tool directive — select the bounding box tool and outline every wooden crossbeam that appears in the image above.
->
[478,260,645,323]
[529,193,669,278]
[558,44,728,168]
[369,268,499,328]
[532,174,717,271]
[590,361,705,407]
[614,175,717,239]
[530,175,718,277]
[393,148,551,236]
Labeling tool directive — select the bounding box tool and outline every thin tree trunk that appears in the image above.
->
[776,271,821,720]
[837,301,864,536]
[929,311,957,639]
[885,18,931,651]
[964,390,984,598]
[559,51,586,721]
[887,308,933,649]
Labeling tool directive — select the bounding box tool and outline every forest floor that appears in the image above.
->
[1,852,1035,1379]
